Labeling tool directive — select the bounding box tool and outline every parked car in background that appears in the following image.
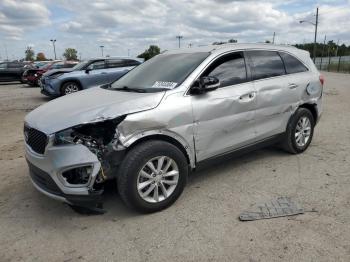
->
[40,57,141,97]
[22,61,78,86]
[0,61,26,82]
[24,43,323,212]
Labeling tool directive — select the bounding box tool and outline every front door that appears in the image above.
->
[82,60,109,88]
[190,52,257,162]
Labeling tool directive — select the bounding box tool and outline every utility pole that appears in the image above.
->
[100,45,104,57]
[50,39,57,60]
[272,32,275,44]
[176,35,183,48]
[314,7,319,62]
[4,43,8,61]
[299,7,318,62]
[320,35,326,70]
[335,39,340,57]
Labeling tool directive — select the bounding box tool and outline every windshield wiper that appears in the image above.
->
[114,86,147,93]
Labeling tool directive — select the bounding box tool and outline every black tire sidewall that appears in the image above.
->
[118,141,188,213]
[289,108,315,153]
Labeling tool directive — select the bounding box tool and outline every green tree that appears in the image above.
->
[36,52,47,61]
[63,48,78,60]
[228,39,237,43]
[25,47,35,61]
[137,45,160,61]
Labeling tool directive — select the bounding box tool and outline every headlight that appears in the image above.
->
[34,73,38,77]
[54,128,75,145]
[54,116,125,156]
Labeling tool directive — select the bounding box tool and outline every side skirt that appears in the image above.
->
[194,133,285,171]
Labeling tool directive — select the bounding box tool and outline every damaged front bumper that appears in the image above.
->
[25,139,104,207]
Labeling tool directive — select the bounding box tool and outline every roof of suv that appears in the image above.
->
[165,43,312,67]
[166,43,305,55]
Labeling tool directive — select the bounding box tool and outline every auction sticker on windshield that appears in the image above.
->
[152,81,178,89]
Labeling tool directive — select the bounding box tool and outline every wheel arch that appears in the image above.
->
[299,103,318,123]
[60,79,83,94]
[123,133,195,169]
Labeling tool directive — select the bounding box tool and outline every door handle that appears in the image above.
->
[100,72,107,74]
[288,83,298,89]
[239,92,256,102]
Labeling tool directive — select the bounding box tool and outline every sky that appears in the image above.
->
[0,0,350,60]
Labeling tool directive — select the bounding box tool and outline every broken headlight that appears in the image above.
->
[54,116,125,156]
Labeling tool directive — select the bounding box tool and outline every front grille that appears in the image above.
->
[24,126,48,154]
[27,161,63,196]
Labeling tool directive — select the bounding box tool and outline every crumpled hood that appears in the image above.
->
[25,87,165,134]
[43,68,74,77]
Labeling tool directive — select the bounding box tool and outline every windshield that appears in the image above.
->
[110,52,209,92]
[72,61,88,70]
[39,63,53,70]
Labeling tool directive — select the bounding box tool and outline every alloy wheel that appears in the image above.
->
[295,116,311,147]
[137,156,179,203]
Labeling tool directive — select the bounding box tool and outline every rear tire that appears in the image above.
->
[61,81,81,95]
[117,140,188,213]
[282,108,315,154]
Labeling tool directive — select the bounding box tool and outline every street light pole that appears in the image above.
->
[299,7,318,62]
[313,7,319,62]
[100,45,104,57]
[176,35,183,48]
[272,32,275,44]
[50,39,57,60]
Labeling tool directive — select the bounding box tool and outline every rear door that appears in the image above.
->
[7,62,24,80]
[0,63,9,81]
[246,50,298,140]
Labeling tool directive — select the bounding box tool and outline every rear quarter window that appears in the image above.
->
[279,52,308,74]
[247,50,286,80]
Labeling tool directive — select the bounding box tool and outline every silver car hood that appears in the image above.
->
[25,87,165,134]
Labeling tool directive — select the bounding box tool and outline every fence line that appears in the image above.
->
[314,55,350,73]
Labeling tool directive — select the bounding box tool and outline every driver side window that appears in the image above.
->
[205,52,247,87]
[88,61,105,70]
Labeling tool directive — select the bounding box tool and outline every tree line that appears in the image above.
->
[294,41,350,57]
[24,47,78,61]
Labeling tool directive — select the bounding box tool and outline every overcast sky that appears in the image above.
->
[0,0,349,60]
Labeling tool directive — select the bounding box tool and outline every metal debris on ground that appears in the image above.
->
[239,196,304,221]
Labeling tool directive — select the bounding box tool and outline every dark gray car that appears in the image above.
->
[0,61,26,82]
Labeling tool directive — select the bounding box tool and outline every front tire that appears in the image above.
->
[282,108,315,154]
[117,140,188,213]
[61,81,80,95]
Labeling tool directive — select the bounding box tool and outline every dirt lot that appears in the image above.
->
[0,72,350,262]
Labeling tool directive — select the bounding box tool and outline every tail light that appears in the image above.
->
[319,74,325,86]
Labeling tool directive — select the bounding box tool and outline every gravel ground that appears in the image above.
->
[0,72,349,262]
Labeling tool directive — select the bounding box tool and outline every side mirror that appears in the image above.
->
[192,76,220,94]
[85,68,91,74]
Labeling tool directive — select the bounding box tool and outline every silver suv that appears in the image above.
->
[24,44,323,213]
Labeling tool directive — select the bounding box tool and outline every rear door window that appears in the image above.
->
[247,51,286,80]
[107,59,141,68]
[204,52,247,87]
[279,52,308,74]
